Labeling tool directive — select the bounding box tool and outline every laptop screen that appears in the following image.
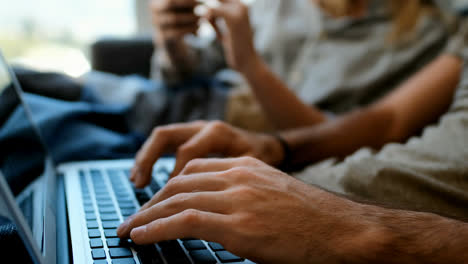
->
[0,64,48,197]
[0,54,55,263]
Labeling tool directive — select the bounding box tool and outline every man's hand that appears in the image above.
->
[119,157,373,264]
[130,121,284,188]
[205,0,260,73]
[150,0,200,44]
[120,157,468,264]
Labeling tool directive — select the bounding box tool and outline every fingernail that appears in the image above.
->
[130,168,139,181]
[130,225,147,241]
[117,218,132,237]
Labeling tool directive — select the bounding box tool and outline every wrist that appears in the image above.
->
[327,203,393,264]
[258,133,286,167]
[271,134,293,171]
[239,52,263,79]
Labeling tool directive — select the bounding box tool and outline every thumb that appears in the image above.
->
[206,8,228,39]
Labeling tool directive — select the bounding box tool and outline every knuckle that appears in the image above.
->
[146,219,163,233]
[180,209,201,225]
[151,127,165,138]
[166,193,190,209]
[161,180,177,197]
[235,186,256,198]
[186,158,204,167]
[177,145,195,161]
[166,175,183,188]
[240,156,260,166]
[184,158,203,171]
[208,120,227,132]
[192,120,207,126]
[228,167,248,177]
[223,167,251,183]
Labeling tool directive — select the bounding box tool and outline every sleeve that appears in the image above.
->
[150,38,227,85]
[444,17,468,61]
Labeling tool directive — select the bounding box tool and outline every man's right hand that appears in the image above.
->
[130,121,285,188]
[150,0,200,44]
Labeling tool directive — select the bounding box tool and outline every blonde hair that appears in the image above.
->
[318,0,434,42]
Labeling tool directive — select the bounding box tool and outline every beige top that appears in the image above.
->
[295,21,468,218]
[152,0,462,132]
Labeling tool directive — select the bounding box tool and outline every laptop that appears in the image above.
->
[0,52,253,264]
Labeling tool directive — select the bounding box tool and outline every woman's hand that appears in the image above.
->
[119,157,372,264]
[130,121,284,188]
[206,0,261,73]
[150,0,200,44]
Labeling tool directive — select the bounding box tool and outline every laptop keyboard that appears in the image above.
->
[79,167,246,264]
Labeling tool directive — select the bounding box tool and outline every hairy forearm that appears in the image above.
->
[281,106,395,166]
[241,56,326,130]
[346,203,468,264]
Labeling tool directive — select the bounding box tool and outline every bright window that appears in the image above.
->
[0,0,136,77]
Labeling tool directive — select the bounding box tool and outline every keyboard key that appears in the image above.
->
[112,259,136,264]
[119,202,136,209]
[94,260,108,264]
[115,192,130,198]
[105,229,118,238]
[97,197,112,203]
[101,214,119,221]
[208,242,224,251]
[189,249,217,264]
[158,241,191,264]
[149,179,161,194]
[88,221,99,229]
[120,209,136,217]
[183,240,206,250]
[90,238,103,248]
[95,194,111,200]
[135,191,150,205]
[102,221,120,229]
[181,238,197,241]
[98,201,115,207]
[100,207,116,214]
[216,251,244,263]
[88,229,101,238]
[84,206,95,213]
[92,249,106,260]
[90,170,103,177]
[86,213,97,220]
[109,248,133,258]
[107,238,123,248]
[117,197,133,203]
[94,187,108,193]
[135,245,164,264]
[94,181,107,186]
[107,169,120,178]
